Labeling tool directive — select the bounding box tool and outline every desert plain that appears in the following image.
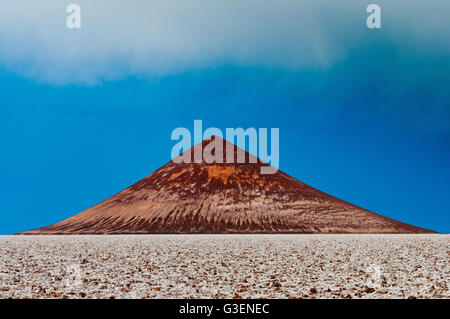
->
[0,234,448,299]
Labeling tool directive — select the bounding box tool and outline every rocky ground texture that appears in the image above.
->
[0,234,448,299]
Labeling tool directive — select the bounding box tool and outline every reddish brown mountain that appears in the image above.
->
[21,136,433,234]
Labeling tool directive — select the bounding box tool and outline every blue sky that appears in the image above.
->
[0,1,449,233]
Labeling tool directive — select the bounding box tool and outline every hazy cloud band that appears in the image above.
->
[0,0,449,84]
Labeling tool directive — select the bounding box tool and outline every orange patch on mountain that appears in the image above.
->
[206,166,237,180]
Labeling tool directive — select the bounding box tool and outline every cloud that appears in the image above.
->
[0,0,448,84]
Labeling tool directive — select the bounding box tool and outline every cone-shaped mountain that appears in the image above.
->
[20,136,433,234]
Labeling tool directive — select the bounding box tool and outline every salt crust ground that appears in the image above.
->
[0,234,448,299]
